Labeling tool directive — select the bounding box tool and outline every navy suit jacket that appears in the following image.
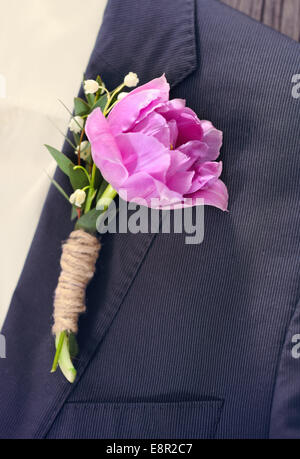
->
[0,0,300,439]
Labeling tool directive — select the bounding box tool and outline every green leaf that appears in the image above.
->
[51,331,66,373]
[94,167,103,190]
[96,178,109,203]
[45,144,75,177]
[68,333,79,359]
[73,132,80,146]
[47,176,70,203]
[96,75,103,86]
[68,164,89,191]
[70,206,77,221]
[75,208,101,233]
[86,93,95,106]
[58,99,73,117]
[74,97,90,116]
[57,333,77,383]
[46,117,77,150]
[84,188,97,214]
[92,94,108,112]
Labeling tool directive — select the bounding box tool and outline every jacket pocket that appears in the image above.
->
[46,399,224,439]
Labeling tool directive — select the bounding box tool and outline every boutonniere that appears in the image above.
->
[47,73,228,382]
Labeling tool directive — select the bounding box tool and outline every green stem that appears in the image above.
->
[84,163,97,214]
[57,333,77,383]
[51,331,77,383]
[73,165,91,184]
[97,85,110,99]
[91,162,97,186]
[103,83,125,116]
[96,183,117,211]
[105,100,119,115]
[51,332,77,383]
[51,183,117,383]
[51,331,65,373]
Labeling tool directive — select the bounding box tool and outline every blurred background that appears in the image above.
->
[0,0,299,327]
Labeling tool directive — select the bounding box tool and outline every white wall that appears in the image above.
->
[0,0,108,327]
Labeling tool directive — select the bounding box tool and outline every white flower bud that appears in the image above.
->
[124,72,139,88]
[84,79,100,95]
[99,81,106,94]
[69,189,86,208]
[117,92,128,101]
[75,140,91,161]
[69,116,84,134]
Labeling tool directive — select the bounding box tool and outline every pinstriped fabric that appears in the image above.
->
[59,1,300,439]
[46,401,224,439]
[1,0,300,439]
[86,0,197,89]
[269,297,300,438]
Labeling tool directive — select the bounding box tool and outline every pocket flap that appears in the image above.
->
[46,400,224,439]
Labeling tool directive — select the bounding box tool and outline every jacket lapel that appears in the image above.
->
[85,0,197,90]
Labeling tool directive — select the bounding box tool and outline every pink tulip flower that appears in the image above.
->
[86,75,228,210]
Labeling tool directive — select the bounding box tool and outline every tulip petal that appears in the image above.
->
[127,74,170,98]
[85,108,128,188]
[119,172,157,203]
[187,179,229,211]
[108,75,170,135]
[178,137,221,164]
[188,161,223,194]
[167,171,195,195]
[115,132,171,182]
[158,103,203,146]
[201,121,223,160]
[167,149,191,176]
[119,172,181,207]
[132,111,171,147]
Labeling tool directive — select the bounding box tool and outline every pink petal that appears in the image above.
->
[187,179,229,211]
[167,149,191,176]
[127,74,170,98]
[119,172,181,208]
[132,111,171,148]
[85,108,128,188]
[201,121,223,160]
[178,138,222,165]
[168,119,178,147]
[167,170,195,195]
[158,103,203,146]
[108,75,170,136]
[188,161,223,194]
[119,172,158,203]
[115,132,171,182]
[158,98,186,112]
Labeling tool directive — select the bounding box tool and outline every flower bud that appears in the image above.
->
[69,116,84,134]
[75,140,91,161]
[84,79,100,95]
[69,189,86,208]
[124,72,139,88]
[117,92,128,101]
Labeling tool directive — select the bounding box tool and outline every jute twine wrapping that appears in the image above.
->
[52,229,101,335]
